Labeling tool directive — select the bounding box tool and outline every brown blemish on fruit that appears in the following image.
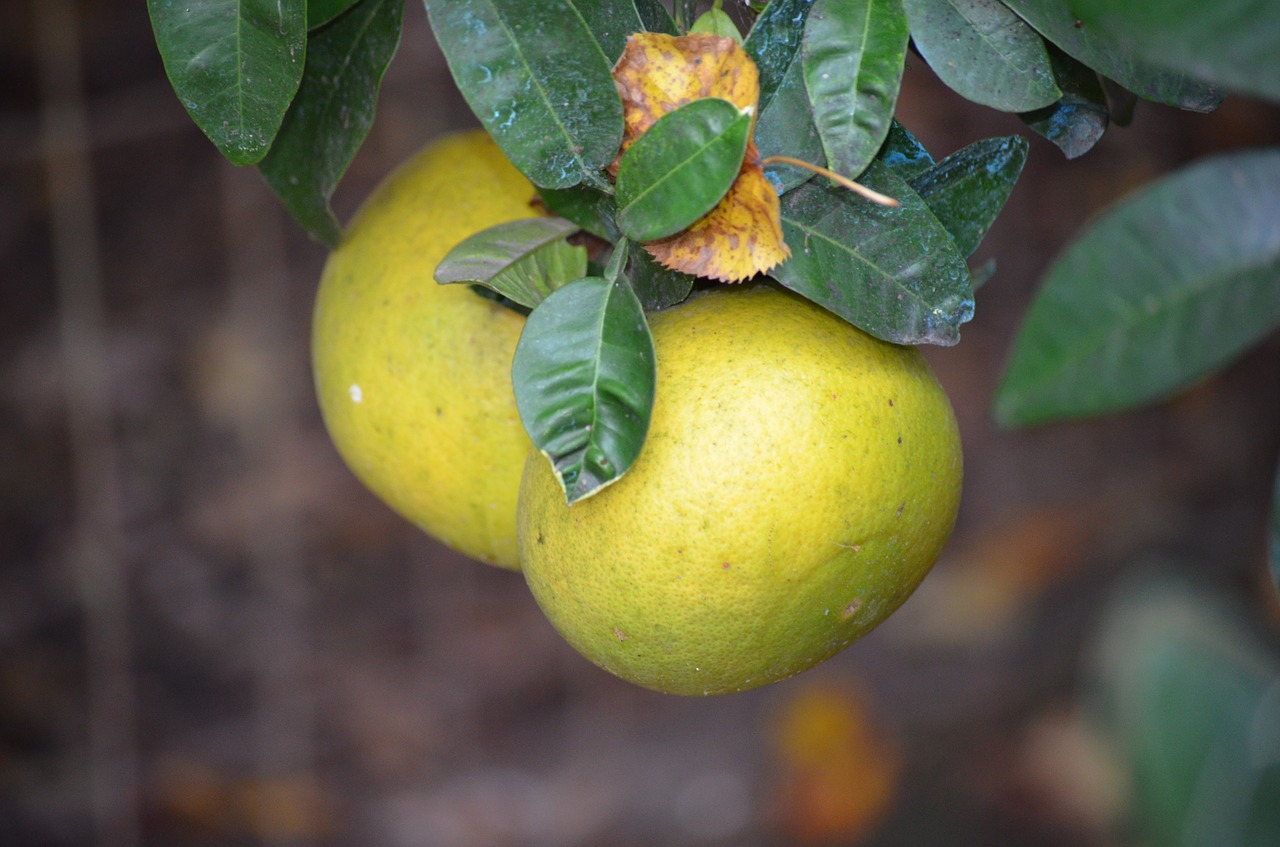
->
[613,627,629,642]
[840,599,862,620]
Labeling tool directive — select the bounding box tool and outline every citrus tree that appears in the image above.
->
[147,0,1280,691]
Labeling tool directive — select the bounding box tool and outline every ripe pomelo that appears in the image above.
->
[313,130,537,569]
[518,283,962,693]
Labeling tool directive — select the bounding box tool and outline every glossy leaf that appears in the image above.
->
[746,0,824,193]
[1000,0,1223,112]
[802,0,910,178]
[628,241,696,310]
[513,276,657,504]
[903,0,1060,111]
[995,149,1280,427]
[616,98,752,242]
[575,0,676,62]
[1019,46,1108,159]
[308,0,359,28]
[633,0,678,35]
[258,0,402,246]
[772,162,974,346]
[876,119,935,179]
[425,0,623,190]
[148,0,306,165]
[909,135,1028,256]
[536,184,620,241]
[1068,0,1280,103]
[435,218,586,309]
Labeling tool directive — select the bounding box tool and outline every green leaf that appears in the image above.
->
[802,0,910,178]
[903,0,1060,111]
[909,135,1028,257]
[435,218,587,309]
[633,0,678,35]
[424,0,624,190]
[308,0,359,28]
[258,0,402,247]
[876,119,936,179]
[1067,0,1280,103]
[148,0,307,165]
[999,0,1223,112]
[691,6,743,43]
[628,241,696,310]
[995,149,1280,427]
[615,98,752,242]
[1018,46,1108,159]
[746,0,825,194]
[513,276,657,504]
[772,161,974,346]
[536,184,620,241]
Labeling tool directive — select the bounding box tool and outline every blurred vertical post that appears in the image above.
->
[33,0,140,844]
[218,152,318,841]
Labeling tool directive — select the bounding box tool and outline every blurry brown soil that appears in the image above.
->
[2,2,1278,846]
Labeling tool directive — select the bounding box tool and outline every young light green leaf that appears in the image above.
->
[148,0,306,165]
[772,161,974,346]
[691,5,743,43]
[875,119,936,179]
[1068,0,1280,103]
[746,0,825,194]
[1019,46,1108,159]
[258,0,402,246]
[909,135,1029,257]
[424,0,623,191]
[802,0,910,178]
[435,218,586,309]
[513,276,657,505]
[536,184,621,241]
[615,98,752,242]
[1000,0,1223,112]
[995,149,1280,427]
[628,241,696,310]
[308,0,360,28]
[903,0,1061,112]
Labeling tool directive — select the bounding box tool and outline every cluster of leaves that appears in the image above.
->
[149,0,1280,566]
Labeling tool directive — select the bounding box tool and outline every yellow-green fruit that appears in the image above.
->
[518,284,962,694]
[312,131,537,569]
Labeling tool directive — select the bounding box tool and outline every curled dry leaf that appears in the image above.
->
[613,32,790,282]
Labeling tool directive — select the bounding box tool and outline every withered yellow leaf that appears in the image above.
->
[613,32,790,282]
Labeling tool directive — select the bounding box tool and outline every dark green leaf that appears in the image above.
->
[628,241,696,310]
[904,0,1060,111]
[994,149,1280,427]
[1019,46,1108,159]
[1067,0,1280,103]
[747,0,824,194]
[513,276,657,504]
[1000,0,1223,112]
[148,0,306,165]
[602,237,630,283]
[615,98,751,242]
[772,161,974,345]
[909,135,1028,256]
[425,0,623,190]
[574,0,672,62]
[308,0,359,28]
[674,0,698,31]
[536,184,620,241]
[876,119,935,179]
[633,0,678,34]
[258,0,402,246]
[435,218,586,309]
[803,0,910,177]
[691,6,744,42]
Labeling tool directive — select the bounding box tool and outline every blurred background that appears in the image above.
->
[3,1,1279,846]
